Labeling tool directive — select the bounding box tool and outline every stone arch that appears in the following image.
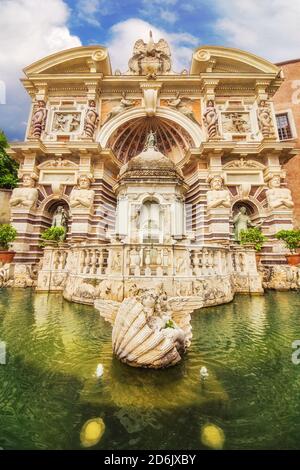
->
[97,106,203,155]
[231,196,266,219]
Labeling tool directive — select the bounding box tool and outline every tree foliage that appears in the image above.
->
[0,130,19,189]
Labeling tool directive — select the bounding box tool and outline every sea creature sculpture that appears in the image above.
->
[96,285,193,369]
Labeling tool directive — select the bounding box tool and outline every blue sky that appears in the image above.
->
[1,0,300,141]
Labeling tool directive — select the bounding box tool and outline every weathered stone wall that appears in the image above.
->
[0,189,11,224]
[274,60,300,228]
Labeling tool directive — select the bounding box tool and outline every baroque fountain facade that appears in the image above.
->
[3,33,300,366]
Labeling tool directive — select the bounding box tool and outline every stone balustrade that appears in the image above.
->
[36,242,260,283]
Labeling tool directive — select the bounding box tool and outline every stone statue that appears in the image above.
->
[30,100,47,138]
[266,175,294,209]
[10,174,39,210]
[143,130,158,150]
[70,175,95,210]
[84,100,99,137]
[128,30,171,76]
[203,100,219,139]
[233,206,256,241]
[207,176,230,210]
[257,100,276,138]
[167,91,198,123]
[105,92,135,122]
[52,205,68,235]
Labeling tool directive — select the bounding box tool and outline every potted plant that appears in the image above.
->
[275,229,300,266]
[40,226,66,247]
[240,227,267,263]
[0,223,17,263]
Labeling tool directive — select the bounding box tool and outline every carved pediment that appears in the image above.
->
[224,158,265,170]
[38,158,79,170]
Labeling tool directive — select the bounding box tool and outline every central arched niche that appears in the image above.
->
[107,116,195,164]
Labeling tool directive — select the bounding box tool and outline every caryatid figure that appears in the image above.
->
[233,206,256,242]
[266,175,294,210]
[207,175,231,210]
[84,100,99,138]
[203,100,219,139]
[70,174,95,210]
[10,174,39,210]
[30,100,47,138]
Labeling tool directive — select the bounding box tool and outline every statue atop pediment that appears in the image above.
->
[128,31,172,76]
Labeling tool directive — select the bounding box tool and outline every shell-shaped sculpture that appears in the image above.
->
[111,291,191,369]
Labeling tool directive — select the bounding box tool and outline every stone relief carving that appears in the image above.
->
[222,112,251,134]
[128,31,171,76]
[52,112,81,133]
[83,100,99,137]
[30,100,47,138]
[105,93,135,122]
[10,174,39,210]
[70,174,95,210]
[266,175,294,209]
[225,158,261,169]
[167,92,198,123]
[203,100,219,139]
[207,175,230,210]
[257,100,276,138]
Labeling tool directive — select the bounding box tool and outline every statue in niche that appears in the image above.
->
[10,174,38,210]
[167,91,198,123]
[203,100,219,139]
[207,175,230,210]
[84,100,99,137]
[128,30,171,76]
[266,175,294,210]
[233,206,257,242]
[30,100,47,138]
[257,100,276,138]
[70,174,95,210]
[52,205,68,237]
[144,130,158,150]
[105,92,135,122]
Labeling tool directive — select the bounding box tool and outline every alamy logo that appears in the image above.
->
[0,80,6,105]
[0,341,6,365]
[292,340,300,365]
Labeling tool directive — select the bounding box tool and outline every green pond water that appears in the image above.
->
[0,288,300,450]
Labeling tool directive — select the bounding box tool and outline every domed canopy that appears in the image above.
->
[118,131,184,182]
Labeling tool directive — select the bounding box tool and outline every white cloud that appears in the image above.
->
[212,0,300,62]
[107,18,199,73]
[159,10,178,24]
[0,0,81,140]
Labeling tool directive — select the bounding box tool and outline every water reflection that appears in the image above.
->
[0,288,300,450]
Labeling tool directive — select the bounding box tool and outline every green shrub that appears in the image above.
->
[240,227,267,252]
[165,319,175,329]
[275,229,300,253]
[40,226,66,245]
[0,131,19,189]
[0,224,17,250]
